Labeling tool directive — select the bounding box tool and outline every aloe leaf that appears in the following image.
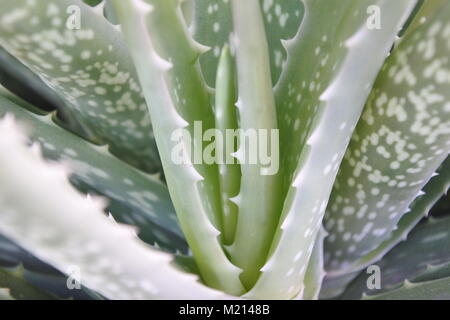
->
[0,70,49,116]
[224,0,282,289]
[342,214,450,299]
[319,271,361,300]
[103,0,118,25]
[301,227,327,300]
[0,116,234,300]
[0,235,58,273]
[3,258,101,300]
[192,0,303,86]
[22,268,103,300]
[413,261,450,283]
[244,0,416,299]
[0,92,186,253]
[0,46,95,142]
[339,156,450,273]
[324,1,450,277]
[0,266,54,300]
[320,155,450,298]
[0,0,161,172]
[82,0,117,24]
[214,45,240,245]
[0,234,102,300]
[111,0,244,295]
[430,192,450,217]
[365,277,450,300]
[0,47,75,116]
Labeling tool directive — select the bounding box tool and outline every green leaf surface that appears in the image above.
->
[1,221,107,301]
[0,234,100,300]
[0,266,54,300]
[226,0,282,289]
[0,47,71,115]
[214,45,240,245]
[366,277,450,300]
[321,155,450,298]
[111,0,244,295]
[0,92,186,253]
[414,261,450,283]
[356,156,450,267]
[245,0,416,299]
[0,116,233,299]
[301,227,326,300]
[319,271,360,300]
[430,192,450,217]
[192,0,303,87]
[324,1,450,276]
[0,0,161,173]
[342,215,450,299]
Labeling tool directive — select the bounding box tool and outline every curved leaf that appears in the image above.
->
[325,1,450,276]
[0,92,186,253]
[0,234,99,300]
[192,0,303,86]
[245,0,416,299]
[214,45,240,245]
[301,227,327,300]
[226,0,282,289]
[0,116,233,299]
[0,266,54,300]
[366,277,450,300]
[321,155,450,298]
[0,0,161,172]
[342,215,450,299]
[111,0,244,295]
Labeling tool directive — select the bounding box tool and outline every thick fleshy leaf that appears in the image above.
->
[244,0,416,299]
[213,45,240,245]
[0,0,161,172]
[0,266,54,300]
[225,0,282,289]
[301,227,326,300]
[0,234,100,300]
[319,270,360,300]
[414,261,450,283]
[324,1,450,276]
[430,192,450,217]
[192,0,303,87]
[0,47,64,114]
[342,215,450,299]
[321,155,450,299]
[365,277,450,300]
[0,92,186,253]
[0,116,233,299]
[0,86,189,293]
[111,0,244,295]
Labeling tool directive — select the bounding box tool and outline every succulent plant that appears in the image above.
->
[0,0,449,300]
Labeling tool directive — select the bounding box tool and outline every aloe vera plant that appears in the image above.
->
[0,0,449,300]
